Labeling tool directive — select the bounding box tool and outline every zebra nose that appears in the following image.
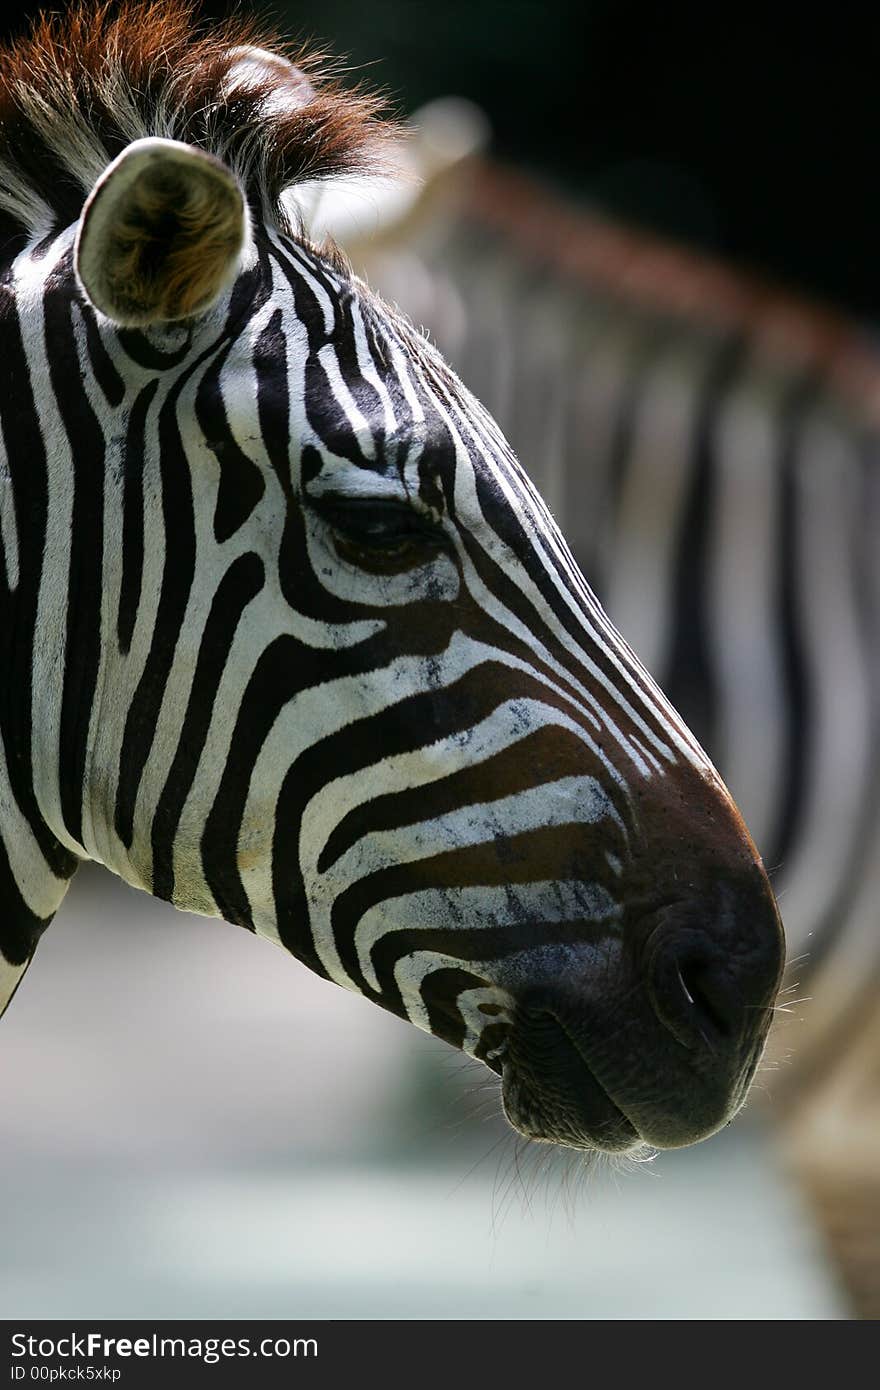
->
[645,877,784,1055]
[648,939,744,1051]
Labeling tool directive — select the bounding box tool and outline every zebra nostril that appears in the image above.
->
[676,961,739,1042]
[649,942,742,1051]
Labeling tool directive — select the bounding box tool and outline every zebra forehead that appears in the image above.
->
[0,0,396,241]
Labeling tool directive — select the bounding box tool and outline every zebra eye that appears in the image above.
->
[310,494,447,573]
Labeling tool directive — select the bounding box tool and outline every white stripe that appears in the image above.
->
[356,878,619,993]
[708,370,788,855]
[17,235,85,856]
[317,774,621,892]
[0,427,18,590]
[275,236,336,336]
[394,953,514,1043]
[297,695,629,891]
[603,342,708,680]
[350,300,398,438]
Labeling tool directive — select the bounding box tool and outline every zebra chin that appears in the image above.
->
[496,1020,641,1154]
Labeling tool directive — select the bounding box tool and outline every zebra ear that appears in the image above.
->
[75,138,247,327]
[223,45,316,114]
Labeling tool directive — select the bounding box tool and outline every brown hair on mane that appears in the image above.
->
[0,0,395,240]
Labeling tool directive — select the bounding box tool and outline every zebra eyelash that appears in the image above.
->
[306,491,450,570]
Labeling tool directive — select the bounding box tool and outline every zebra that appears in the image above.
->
[0,0,783,1158]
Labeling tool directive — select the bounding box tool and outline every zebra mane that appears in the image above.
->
[0,0,396,243]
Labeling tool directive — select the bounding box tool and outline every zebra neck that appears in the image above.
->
[0,261,81,993]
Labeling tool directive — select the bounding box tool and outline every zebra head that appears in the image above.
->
[0,2,784,1155]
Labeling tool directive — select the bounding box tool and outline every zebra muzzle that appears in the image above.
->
[500,1005,640,1153]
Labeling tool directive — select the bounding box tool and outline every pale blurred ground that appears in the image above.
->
[0,866,847,1320]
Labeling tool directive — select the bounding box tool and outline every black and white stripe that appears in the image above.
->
[0,5,783,1155]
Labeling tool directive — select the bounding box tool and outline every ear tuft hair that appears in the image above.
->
[0,1,398,239]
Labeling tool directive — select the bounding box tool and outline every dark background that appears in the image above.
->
[2,1,878,320]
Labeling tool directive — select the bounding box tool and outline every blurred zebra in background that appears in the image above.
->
[319,108,880,1314]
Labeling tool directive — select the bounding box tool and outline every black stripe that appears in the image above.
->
[593,320,671,604]
[663,334,745,754]
[114,331,233,849]
[79,304,125,408]
[419,966,490,1052]
[269,245,386,473]
[116,326,195,372]
[195,340,265,544]
[202,639,499,940]
[317,723,626,875]
[346,909,619,1019]
[44,265,106,847]
[253,307,292,498]
[0,275,78,879]
[764,375,822,871]
[331,822,618,989]
[267,659,620,975]
[0,837,56,966]
[151,551,264,902]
